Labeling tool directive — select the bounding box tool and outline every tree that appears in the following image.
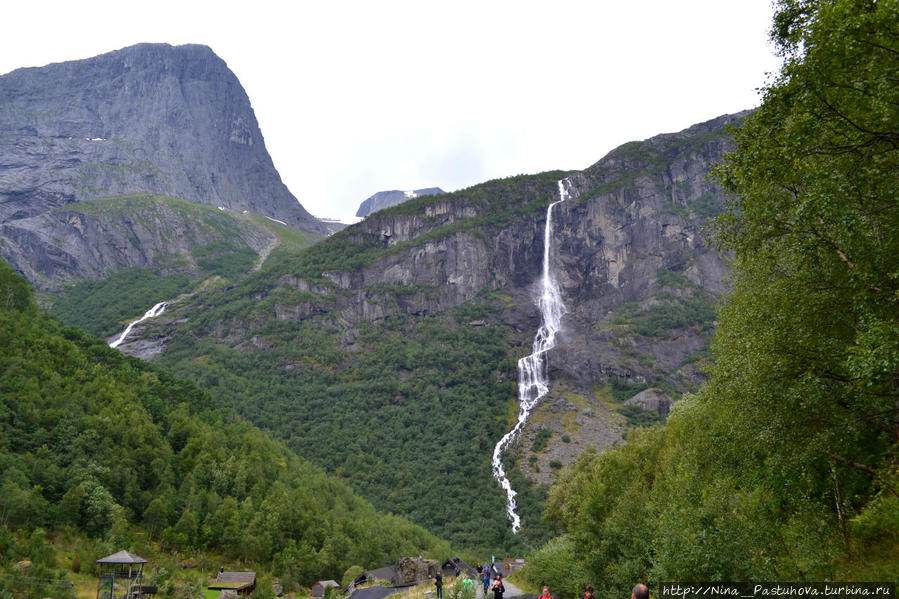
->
[708,0,898,571]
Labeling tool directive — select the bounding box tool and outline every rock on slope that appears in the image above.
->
[0,43,324,289]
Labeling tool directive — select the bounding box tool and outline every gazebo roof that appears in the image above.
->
[97,550,147,565]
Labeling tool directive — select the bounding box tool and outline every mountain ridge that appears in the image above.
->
[0,43,325,290]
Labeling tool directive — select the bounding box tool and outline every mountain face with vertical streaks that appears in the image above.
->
[0,43,324,289]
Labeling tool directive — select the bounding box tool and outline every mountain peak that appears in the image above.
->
[0,42,321,230]
[356,187,446,217]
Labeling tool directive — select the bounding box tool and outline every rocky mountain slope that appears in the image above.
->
[0,43,324,290]
[356,187,445,217]
[110,112,743,548]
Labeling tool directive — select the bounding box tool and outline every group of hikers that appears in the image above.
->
[435,567,651,599]
[433,562,504,599]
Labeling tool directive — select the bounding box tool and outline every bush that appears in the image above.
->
[532,429,552,452]
[342,565,365,588]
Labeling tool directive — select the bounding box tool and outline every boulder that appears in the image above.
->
[392,557,439,586]
[14,559,32,574]
[625,388,673,417]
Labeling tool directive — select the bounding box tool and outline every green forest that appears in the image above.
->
[522,0,898,593]
[156,304,551,554]
[0,259,449,596]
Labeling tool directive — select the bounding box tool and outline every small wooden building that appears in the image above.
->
[208,571,257,596]
[312,580,340,597]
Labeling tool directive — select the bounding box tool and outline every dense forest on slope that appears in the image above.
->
[523,0,898,593]
[156,288,551,553]
[0,259,449,593]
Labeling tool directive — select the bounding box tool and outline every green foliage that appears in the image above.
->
[0,528,76,599]
[0,261,35,314]
[192,242,258,279]
[608,379,650,403]
[612,293,715,338]
[341,565,365,588]
[0,263,448,581]
[159,306,549,553]
[528,0,899,589]
[49,268,192,337]
[519,536,587,599]
[47,195,322,337]
[617,404,662,427]
[531,429,552,453]
[447,579,476,599]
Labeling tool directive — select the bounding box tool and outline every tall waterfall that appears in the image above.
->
[492,179,569,532]
[109,301,168,349]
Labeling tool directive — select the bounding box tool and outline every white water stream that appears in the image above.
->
[109,301,168,349]
[492,179,569,532]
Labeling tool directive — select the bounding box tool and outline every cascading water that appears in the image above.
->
[492,179,569,532]
[109,301,168,349]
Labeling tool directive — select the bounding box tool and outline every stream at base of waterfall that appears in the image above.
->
[491,179,569,532]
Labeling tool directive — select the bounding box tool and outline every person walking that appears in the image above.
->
[539,586,553,599]
[435,572,443,599]
[632,584,649,599]
[481,564,491,595]
[492,574,505,599]
[584,586,595,599]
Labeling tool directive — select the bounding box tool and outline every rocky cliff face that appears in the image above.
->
[0,43,324,289]
[355,187,445,217]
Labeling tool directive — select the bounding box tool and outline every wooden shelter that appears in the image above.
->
[96,550,153,599]
[208,571,257,596]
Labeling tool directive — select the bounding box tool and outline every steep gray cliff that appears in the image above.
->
[355,187,445,217]
[0,43,325,289]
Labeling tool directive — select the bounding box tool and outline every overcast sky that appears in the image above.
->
[2,1,780,222]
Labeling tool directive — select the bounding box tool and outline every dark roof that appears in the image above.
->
[216,572,256,584]
[363,566,396,582]
[97,551,147,564]
[348,587,403,599]
[442,557,477,579]
[209,572,257,591]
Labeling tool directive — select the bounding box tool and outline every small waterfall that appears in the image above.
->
[492,179,569,532]
[109,301,168,349]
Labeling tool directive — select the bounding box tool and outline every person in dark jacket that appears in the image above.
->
[435,572,443,599]
[492,574,505,599]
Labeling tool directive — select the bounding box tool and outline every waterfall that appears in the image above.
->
[109,301,168,349]
[491,179,569,532]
